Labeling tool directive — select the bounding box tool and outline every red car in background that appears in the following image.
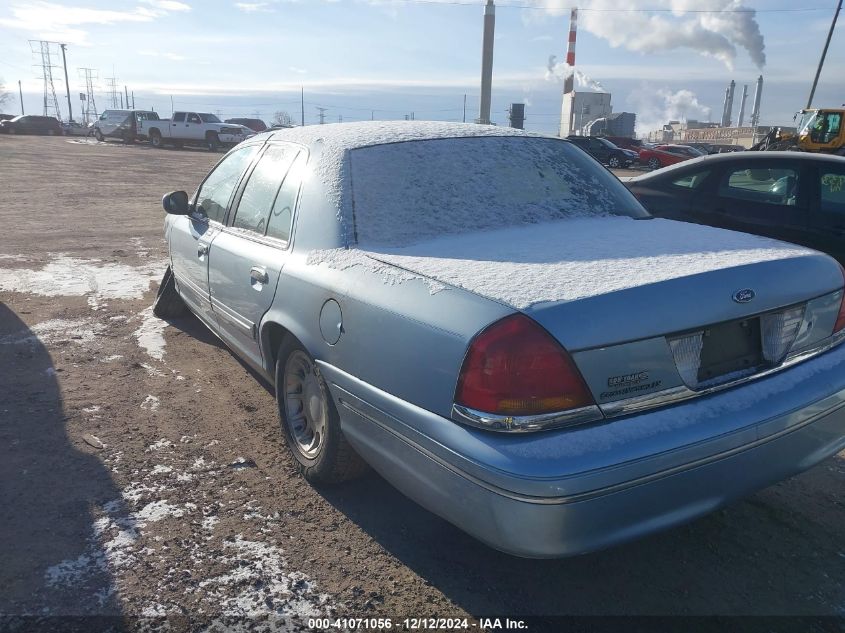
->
[638,144,705,170]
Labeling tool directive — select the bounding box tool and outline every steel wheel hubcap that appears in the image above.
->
[284,351,326,459]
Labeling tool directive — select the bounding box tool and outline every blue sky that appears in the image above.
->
[0,0,842,134]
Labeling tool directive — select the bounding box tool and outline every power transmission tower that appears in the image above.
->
[105,76,120,109]
[29,40,62,120]
[316,107,327,125]
[78,68,99,125]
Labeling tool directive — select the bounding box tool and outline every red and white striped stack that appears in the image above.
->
[563,7,578,95]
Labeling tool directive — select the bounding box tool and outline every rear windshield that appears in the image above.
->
[350,136,648,247]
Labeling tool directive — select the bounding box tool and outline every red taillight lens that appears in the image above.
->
[835,264,845,333]
[455,314,595,416]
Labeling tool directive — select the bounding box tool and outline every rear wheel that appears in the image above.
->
[95,129,104,142]
[206,132,220,152]
[150,130,164,148]
[276,338,368,484]
[152,266,187,319]
[647,157,661,170]
[608,155,621,168]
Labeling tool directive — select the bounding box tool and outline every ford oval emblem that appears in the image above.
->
[732,288,756,303]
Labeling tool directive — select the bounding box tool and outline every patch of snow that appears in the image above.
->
[133,307,167,361]
[102,354,123,363]
[0,254,165,307]
[0,318,105,347]
[315,217,814,309]
[140,395,160,412]
[140,362,166,377]
[307,248,445,294]
[83,406,101,414]
[146,438,172,452]
[141,603,168,617]
[202,516,219,531]
[135,500,186,522]
[151,465,173,475]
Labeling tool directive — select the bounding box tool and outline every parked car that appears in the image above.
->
[0,113,16,122]
[566,135,634,168]
[93,109,160,143]
[137,111,252,151]
[0,115,63,136]
[62,120,92,136]
[154,122,845,558]
[638,144,704,170]
[601,136,644,152]
[624,152,845,263]
[225,117,268,133]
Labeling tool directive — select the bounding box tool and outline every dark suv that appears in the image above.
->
[0,115,64,135]
[566,135,635,168]
[224,118,267,133]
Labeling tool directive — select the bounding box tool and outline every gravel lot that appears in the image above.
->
[1,136,844,630]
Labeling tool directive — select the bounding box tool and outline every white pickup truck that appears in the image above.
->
[137,111,252,151]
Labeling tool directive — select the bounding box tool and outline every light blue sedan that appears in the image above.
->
[155,121,845,558]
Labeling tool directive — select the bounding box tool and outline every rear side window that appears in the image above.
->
[820,169,845,215]
[232,145,298,234]
[719,167,799,207]
[195,145,259,223]
[266,152,308,243]
[173,113,185,123]
[672,170,710,189]
[187,113,201,124]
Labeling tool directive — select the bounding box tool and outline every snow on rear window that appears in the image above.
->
[350,136,645,247]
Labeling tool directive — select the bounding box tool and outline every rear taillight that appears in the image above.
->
[835,264,845,333]
[455,314,595,416]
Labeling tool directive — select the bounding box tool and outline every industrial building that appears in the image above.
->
[586,112,636,138]
[560,91,612,137]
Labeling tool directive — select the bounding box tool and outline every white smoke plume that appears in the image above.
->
[627,86,712,136]
[535,0,765,70]
[545,55,605,92]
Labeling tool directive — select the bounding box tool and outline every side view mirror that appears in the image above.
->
[162,190,189,215]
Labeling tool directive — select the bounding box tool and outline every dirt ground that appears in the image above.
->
[1,136,844,631]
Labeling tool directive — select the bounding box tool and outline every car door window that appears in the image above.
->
[173,113,185,123]
[672,170,710,189]
[820,169,845,215]
[187,113,201,124]
[266,151,308,242]
[194,145,259,223]
[231,145,298,234]
[719,167,800,207]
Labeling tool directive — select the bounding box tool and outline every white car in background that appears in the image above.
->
[137,111,253,151]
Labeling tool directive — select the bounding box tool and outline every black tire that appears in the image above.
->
[152,265,187,319]
[150,130,164,148]
[95,129,104,142]
[206,132,220,152]
[608,155,621,168]
[275,337,368,484]
[647,157,661,170]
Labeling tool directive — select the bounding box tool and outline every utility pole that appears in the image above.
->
[300,86,305,126]
[316,107,327,125]
[131,91,135,108]
[29,40,62,120]
[170,95,174,116]
[463,94,467,123]
[18,80,24,115]
[78,68,98,124]
[124,86,129,110]
[59,43,72,122]
[808,0,841,108]
[371,110,374,121]
[120,93,124,109]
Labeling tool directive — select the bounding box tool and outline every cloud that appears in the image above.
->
[529,0,766,70]
[139,49,187,61]
[141,0,191,11]
[0,1,188,45]
[627,84,712,134]
[288,66,307,74]
[234,2,273,12]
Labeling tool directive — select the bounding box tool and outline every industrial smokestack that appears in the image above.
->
[750,75,763,127]
[720,87,730,127]
[563,8,578,95]
[478,0,495,125]
[725,80,736,126]
[737,84,748,127]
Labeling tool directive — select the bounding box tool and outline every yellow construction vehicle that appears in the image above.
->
[751,108,845,154]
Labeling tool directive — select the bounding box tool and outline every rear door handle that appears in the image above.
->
[250,266,269,284]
